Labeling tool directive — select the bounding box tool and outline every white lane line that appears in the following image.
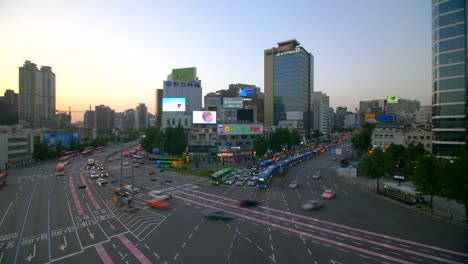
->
[153,252,160,259]
[371,246,382,251]
[0,201,13,227]
[342,190,349,195]
[195,225,199,230]
[358,254,371,259]
[257,246,264,252]
[307,249,312,255]
[173,253,179,260]
[338,248,349,253]
[144,244,150,250]
[271,244,274,250]
[390,252,401,256]
[245,237,252,243]
[411,257,423,262]
[181,242,186,248]
[188,233,193,239]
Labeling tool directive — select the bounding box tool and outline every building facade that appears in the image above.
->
[122,109,136,132]
[371,124,405,148]
[19,60,56,128]
[135,103,148,130]
[0,89,19,125]
[432,0,468,156]
[0,128,34,170]
[95,105,114,135]
[264,39,314,138]
[405,128,432,153]
[312,91,330,135]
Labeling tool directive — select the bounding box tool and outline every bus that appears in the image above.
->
[259,159,274,169]
[62,150,79,157]
[95,146,106,152]
[381,181,424,205]
[54,163,66,176]
[210,168,232,185]
[59,154,74,164]
[273,152,287,162]
[257,170,272,189]
[81,149,94,156]
[0,170,8,188]
[131,154,144,164]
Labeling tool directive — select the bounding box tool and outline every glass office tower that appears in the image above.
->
[432,0,468,156]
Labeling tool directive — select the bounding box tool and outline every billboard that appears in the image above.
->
[162,98,186,112]
[43,132,79,147]
[172,68,196,82]
[217,124,263,135]
[377,114,394,123]
[237,109,253,122]
[223,97,243,109]
[365,113,376,119]
[239,87,257,97]
[193,111,217,124]
[387,96,399,104]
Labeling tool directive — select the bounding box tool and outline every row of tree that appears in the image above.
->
[253,128,302,158]
[140,126,187,155]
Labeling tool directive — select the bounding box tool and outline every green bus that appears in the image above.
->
[381,181,424,205]
[210,168,232,185]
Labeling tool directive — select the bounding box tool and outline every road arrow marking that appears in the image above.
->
[87,228,95,239]
[107,220,116,231]
[60,236,67,251]
[26,244,36,262]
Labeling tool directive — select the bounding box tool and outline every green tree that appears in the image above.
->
[33,135,49,161]
[351,123,374,155]
[413,154,443,210]
[290,129,302,147]
[360,148,386,193]
[312,130,321,140]
[253,136,269,158]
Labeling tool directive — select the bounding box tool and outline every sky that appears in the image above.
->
[0,0,432,122]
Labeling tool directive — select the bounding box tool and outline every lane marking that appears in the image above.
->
[118,234,151,264]
[95,244,113,264]
[0,201,13,227]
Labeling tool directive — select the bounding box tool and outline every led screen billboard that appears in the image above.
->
[377,114,394,123]
[172,68,196,82]
[237,109,253,122]
[193,111,217,124]
[217,124,263,135]
[162,98,186,112]
[239,87,257,97]
[43,132,79,147]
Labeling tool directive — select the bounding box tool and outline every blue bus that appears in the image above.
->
[257,170,272,189]
[259,159,274,169]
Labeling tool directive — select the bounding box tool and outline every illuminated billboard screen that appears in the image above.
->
[377,114,394,123]
[193,111,217,124]
[387,96,399,104]
[239,87,257,97]
[172,68,196,82]
[43,132,79,147]
[162,98,186,112]
[217,124,263,135]
[237,109,253,122]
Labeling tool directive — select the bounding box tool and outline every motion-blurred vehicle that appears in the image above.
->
[312,174,321,179]
[107,157,113,162]
[301,199,323,210]
[99,171,109,177]
[321,189,336,199]
[289,180,299,189]
[124,185,140,193]
[96,178,108,187]
[331,157,337,161]
[114,187,130,197]
[205,210,234,220]
[238,200,259,208]
[148,190,172,200]
[146,198,169,209]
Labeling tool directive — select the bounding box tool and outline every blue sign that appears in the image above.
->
[43,132,79,147]
[240,87,257,97]
[377,114,394,123]
[152,148,160,154]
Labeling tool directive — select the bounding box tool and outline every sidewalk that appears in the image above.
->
[336,170,467,226]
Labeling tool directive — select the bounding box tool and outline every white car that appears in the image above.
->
[148,190,172,200]
[124,185,140,193]
[90,170,99,179]
[96,178,108,186]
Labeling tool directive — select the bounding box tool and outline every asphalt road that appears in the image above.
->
[0,147,467,264]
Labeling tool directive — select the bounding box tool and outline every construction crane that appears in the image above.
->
[55,106,86,123]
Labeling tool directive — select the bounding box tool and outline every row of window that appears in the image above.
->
[434,130,466,142]
[433,0,465,18]
[433,104,465,116]
[407,135,431,140]
[432,77,465,92]
[433,49,464,66]
[433,36,465,55]
[432,90,466,103]
[433,118,466,128]
[374,134,395,139]
[433,63,465,79]
[433,8,464,30]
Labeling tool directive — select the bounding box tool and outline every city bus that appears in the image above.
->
[210,168,232,185]
[59,154,74,164]
[0,170,8,188]
[62,150,79,157]
[259,159,274,169]
[54,163,66,176]
[257,170,272,189]
[381,181,424,205]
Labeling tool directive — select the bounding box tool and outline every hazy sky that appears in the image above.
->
[0,0,431,122]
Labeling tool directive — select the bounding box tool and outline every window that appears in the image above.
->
[185,118,188,126]
[426,136,430,139]
[420,136,424,139]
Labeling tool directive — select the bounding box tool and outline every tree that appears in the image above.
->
[312,130,321,140]
[351,123,374,155]
[450,147,468,220]
[33,135,49,161]
[253,136,269,158]
[360,148,386,193]
[413,154,443,210]
[290,129,302,147]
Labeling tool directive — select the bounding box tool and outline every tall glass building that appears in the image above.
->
[264,40,314,138]
[432,0,468,156]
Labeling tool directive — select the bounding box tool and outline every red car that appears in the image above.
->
[288,180,299,189]
[146,198,169,209]
[123,152,131,157]
[321,189,336,199]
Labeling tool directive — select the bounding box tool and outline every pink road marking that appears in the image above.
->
[69,176,84,216]
[178,192,464,264]
[117,234,151,264]
[79,174,101,210]
[174,194,415,264]
[189,189,468,258]
[95,244,113,264]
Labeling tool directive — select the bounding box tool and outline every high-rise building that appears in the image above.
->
[123,109,136,132]
[0,89,19,125]
[95,105,114,135]
[312,91,330,135]
[432,0,467,156]
[264,39,314,138]
[335,107,347,130]
[135,103,148,129]
[18,60,56,128]
[84,110,95,128]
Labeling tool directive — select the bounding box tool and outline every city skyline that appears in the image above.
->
[0,0,431,122]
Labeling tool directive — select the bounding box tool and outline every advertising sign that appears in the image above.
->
[387,96,399,104]
[193,111,217,124]
[43,132,79,147]
[365,113,376,119]
[223,97,244,109]
[377,114,394,123]
[239,87,257,97]
[172,68,196,82]
[162,98,186,112]
[217,124,263,135]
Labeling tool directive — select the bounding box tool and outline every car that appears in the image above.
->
[301,199,324,210]
[331,157,337,161]
[138,160,144,164]
[133,163,140,168]
[321,189,336,199]
[247,179,257,187]
[96,178,108,187]
[289,180,299,189]
[312,174,321,179]
[148,171,155,175]
[90,170,99,179]
[148,190,172,200]
[116,156,121,160]
[205,210,234,221]
[235,178,246,186]
[99,171,109,177]
[225,178,235,185]
[107,157,113,162]
[97,166,105,171]
[146,198,169,209]
[123,161,129,166]
[123,152,131,157]
[239,199,259,207]
[124,185,140,193]
[115,187,131,197]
